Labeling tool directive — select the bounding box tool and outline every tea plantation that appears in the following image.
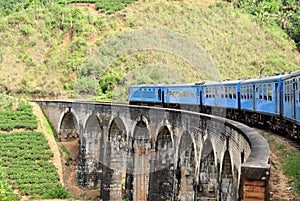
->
[0,94,70,200]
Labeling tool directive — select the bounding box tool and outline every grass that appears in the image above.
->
[261,131,300,194]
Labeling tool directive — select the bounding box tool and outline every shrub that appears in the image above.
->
[44,183,71,199]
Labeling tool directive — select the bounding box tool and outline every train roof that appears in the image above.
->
[203,80,242,86]
[164,83,201,87]
[281,70,300,80]
[241,75,284,84]
[129,84,164,88]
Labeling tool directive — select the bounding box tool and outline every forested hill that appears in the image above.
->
[0,0,299,101]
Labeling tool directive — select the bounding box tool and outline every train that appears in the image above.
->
[128,70,300,142]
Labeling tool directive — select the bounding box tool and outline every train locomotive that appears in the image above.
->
[128,70,300,142]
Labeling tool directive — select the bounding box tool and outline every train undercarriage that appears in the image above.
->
[200,106,300,143]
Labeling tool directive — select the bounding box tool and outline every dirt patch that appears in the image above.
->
[60,139,100,200]
[258,130,300,201]
[30,102,64,184]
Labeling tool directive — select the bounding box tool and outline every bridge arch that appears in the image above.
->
[58,108,79,141]
[98,116,129,201]
[148,125,175,201]
[176,131,197,201]
[220,150,236,201]
[81,114,103,187]
[36,101,271,201]
[131,119,151,201]
[83,114,103,155]
[197,138,218,200]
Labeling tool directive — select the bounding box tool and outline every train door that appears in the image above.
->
[275,83,278,114]
[253,84,256,111]
[296,77,300,122]
[293,78,297,119]
[158,89,162,101]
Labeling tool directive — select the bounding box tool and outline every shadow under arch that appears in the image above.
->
[100,116,129,201]
[130,120,151,201]
[77,114,103,188]
[220,150,235,201]
[148,125,174,201]
[59,111,79,141]
[176,131,196,201]
[197,138,218,200]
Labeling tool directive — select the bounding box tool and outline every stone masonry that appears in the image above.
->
[36,100,271,201]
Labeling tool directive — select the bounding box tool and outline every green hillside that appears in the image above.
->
[0,0,299,101]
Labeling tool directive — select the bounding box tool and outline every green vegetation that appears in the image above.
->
[262,131,300,194]
[0,95,71,199]
[0,0,298,198]
[0,131,71,198]
[0,168,21,201]
[231,0,300,48]
[0,0,299,101]
[0,100,37,131]
[95,0,138,14]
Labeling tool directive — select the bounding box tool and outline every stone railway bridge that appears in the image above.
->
[36,100,270,201]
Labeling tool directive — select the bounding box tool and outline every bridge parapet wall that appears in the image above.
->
[36,100,270,201]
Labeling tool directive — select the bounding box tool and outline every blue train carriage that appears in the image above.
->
[163,83,202,111]
[202,80,241,117]
[128,84,164,106]
[282,70,300,140]
[240,75,283,128]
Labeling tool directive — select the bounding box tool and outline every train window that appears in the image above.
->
[220,87,224,98]
[233,86,236,99]
[256,85,262,100]
[287,85,290,102]
[268,84,272,101]
[229,87,233,99]
[197,88,200,96]
[259,84,263,100]
[241,86,247,99]
[191,91,195,98]
[263,84,267,101]
[240,86,244,100]
[241,86,244,99]
[212,88,216,98]
[206,88,209,98]
[225,88,228,98]
[187,91,191,97]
